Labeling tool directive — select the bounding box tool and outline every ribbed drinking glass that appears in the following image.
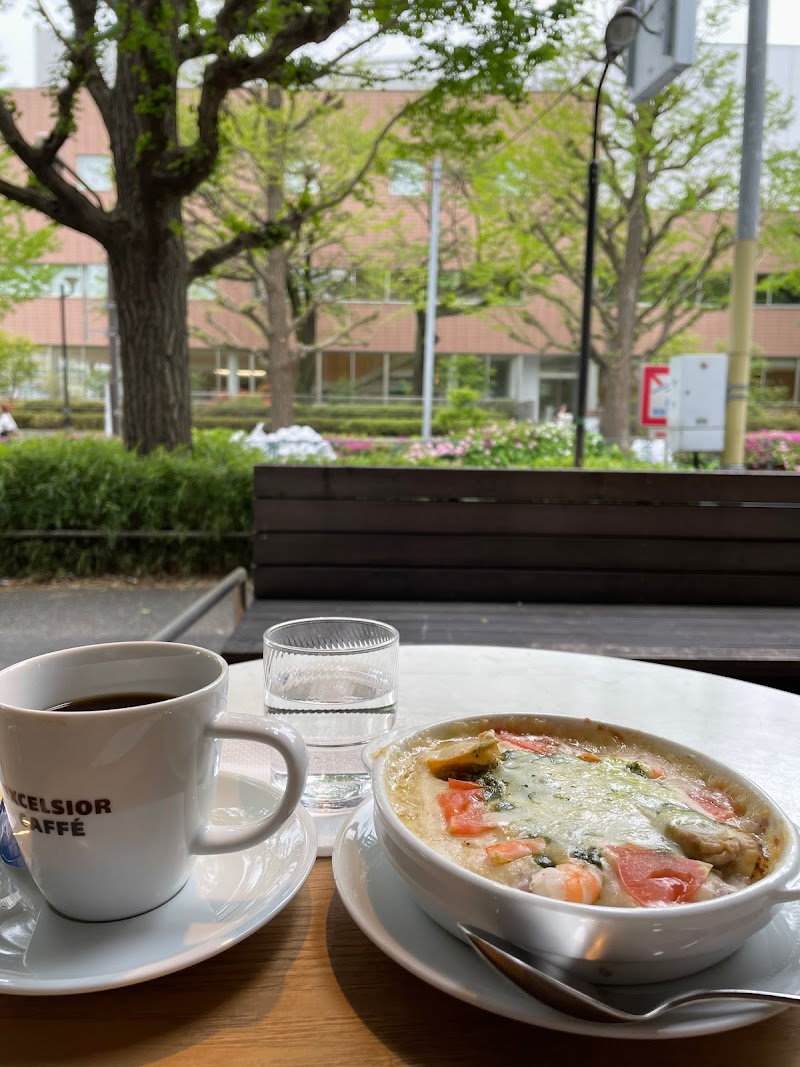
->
[263,617,399,811]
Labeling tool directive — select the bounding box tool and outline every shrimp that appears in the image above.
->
[528,860,603,904]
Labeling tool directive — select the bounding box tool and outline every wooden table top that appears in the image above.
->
[3,856,800,1067]
[4,647,800,1065]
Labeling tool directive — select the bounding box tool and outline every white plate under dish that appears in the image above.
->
[332,800,800,1040]
[0,772,316,995]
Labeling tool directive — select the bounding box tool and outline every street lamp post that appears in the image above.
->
[573,5,642,467]
[60,281,72,427]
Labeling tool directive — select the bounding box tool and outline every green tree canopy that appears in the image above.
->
[467,5,800,441]
[0,0,583,451]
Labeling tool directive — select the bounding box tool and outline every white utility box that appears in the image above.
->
[666,354,728,453]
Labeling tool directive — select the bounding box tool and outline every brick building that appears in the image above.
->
[2,64,799,421]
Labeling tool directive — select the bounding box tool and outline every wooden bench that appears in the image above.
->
[221,465,800,692]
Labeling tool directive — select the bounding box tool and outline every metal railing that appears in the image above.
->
[149,567,249,642]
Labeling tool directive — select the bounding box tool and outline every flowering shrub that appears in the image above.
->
[329,437,409,464]
[745,432,800,471]
[403,420,630,468]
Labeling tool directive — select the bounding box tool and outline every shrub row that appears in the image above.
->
[15,406,444,438]
[0,431,256,578]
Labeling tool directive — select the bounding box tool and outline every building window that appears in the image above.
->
[285,160,320,196]
[85,264,108,299]
[389,160,426,197]
[188,278,217,301]
[76,154,112,192]
[756,273,800,306]
[698,271,730,308]
[47,264,109,299]
[49,266,83,297]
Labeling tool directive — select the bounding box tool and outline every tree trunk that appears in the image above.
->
[270,357,296,428]
[601,358,632,444]
[262,83,297,431]
[109,208,191,454]
[600,159,645,446]
[266,236,295,429]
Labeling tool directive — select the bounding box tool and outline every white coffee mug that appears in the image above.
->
[0,641,308,922]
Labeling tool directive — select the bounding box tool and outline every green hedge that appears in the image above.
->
[0,431,257,578]
[748,409,800,432]
[12,400,513,437]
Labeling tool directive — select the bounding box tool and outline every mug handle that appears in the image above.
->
[191,714,308,855]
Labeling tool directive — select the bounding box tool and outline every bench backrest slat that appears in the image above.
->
[252,466,800,605]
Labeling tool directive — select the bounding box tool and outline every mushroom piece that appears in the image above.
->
[664,812,765,879]
[426,731,501,780]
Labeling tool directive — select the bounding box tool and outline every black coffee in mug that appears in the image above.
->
[46,692,172,712]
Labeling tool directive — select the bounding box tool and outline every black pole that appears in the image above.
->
[574,61,610,468]
[60,284,71,428]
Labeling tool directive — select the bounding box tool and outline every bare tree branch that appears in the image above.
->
[0,108,110,240]
[188,99,415,279]
[161,0,353,196]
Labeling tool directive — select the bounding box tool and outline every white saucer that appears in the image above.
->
[0,772,316,995]
[332,800,800,1040]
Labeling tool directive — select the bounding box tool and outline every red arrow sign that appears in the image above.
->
[639,364,670,427]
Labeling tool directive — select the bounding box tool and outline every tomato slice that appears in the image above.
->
[437,787,488,836]
[485,838,546,864]
[606,844,710,906]
[448,778,482,791]
[496,730,560,754]
[687,787,736,823]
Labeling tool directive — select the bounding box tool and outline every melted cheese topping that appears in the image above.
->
[386,724,776,908]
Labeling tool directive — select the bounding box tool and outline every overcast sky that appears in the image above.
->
[0,0,797,87]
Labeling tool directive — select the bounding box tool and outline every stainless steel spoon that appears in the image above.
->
[459,923,800,1024]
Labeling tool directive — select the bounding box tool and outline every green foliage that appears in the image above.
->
[0,431,260,578]
[439,355,488,393]
[14,399,514,438]
[467,12,800,440]
[0,0,586,454]
[746,358,800,431]
[747,408,800,433]
[0,331,38,398]
[0,166,57,316]
[434,387,492,434]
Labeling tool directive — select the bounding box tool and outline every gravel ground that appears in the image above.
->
[0,577,249,670]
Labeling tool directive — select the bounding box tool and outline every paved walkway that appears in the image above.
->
[0,579,248,670]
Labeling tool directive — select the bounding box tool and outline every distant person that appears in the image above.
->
[0,403,18,442]
[555,404,574,428]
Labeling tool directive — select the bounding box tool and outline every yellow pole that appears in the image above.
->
[721,0,768,470]
[721,237,758,467]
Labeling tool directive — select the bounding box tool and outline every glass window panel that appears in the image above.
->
[762,360,797,399]
[354,353,384,396]
[388,353,415,396]
[755,273,771,305]
[700,271,730,307]
[188,278,217,300]
[540,355,578,376]
[50,266,83,297]
[389,160,426,197]
[285,160,320,196]
[76,154,112,192]
[488,357,510,397]
[769,282,800,306]
[84,263,108,299]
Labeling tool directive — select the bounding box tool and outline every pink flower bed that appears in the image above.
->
[745,432,800,471]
